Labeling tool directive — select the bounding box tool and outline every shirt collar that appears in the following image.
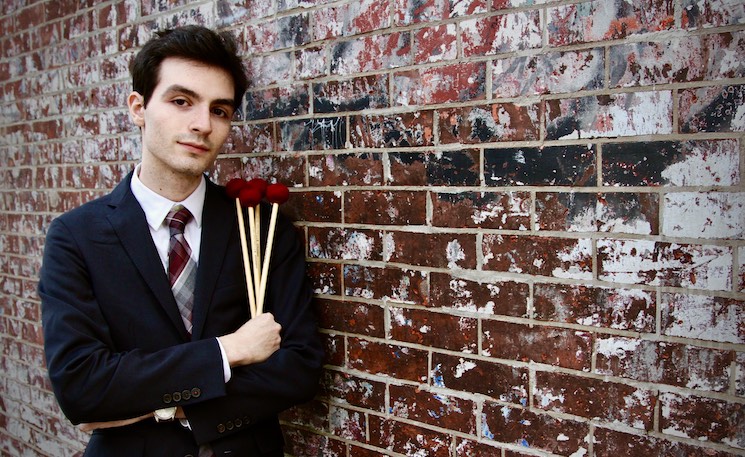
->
[130,164,206,231]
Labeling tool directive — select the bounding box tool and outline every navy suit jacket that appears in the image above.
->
[39,172,324,456]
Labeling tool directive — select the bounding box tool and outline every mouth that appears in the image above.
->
[178,141,211,154]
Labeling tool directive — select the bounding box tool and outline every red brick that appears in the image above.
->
[313,0,392,40]
[664,192,744,239]
[368,415,452,457]
[482,401,589,454]
[432,353,528,404]
[594,427,739,457]
[429,272,529,316]
[482,321,593,370]
[330,32,411,76]
[345,190,427,225]
[393,61,486,106]
[343,265,427,304]
[460,11,541,57]
[308,227,383,261]
[320,333,345,367]
[279,117,346,151]
[438,103,540,143]
[390,306,477,352]
[534,283,656,332]
[322,370,386,412]
[390,384,476,433]
[279,398,328,430]
[316,298,385,337]
[595,337,733,391]
[535,371,655,430]
[329,405,366,441]
[246,13,310,53]
[394,0,450,26]
[598,239,733,291]
[455,439,505,456]
[661,293,744,344]
[227,123,275,154]
[283,190,341,223]
[388,231,477,269]
[483,234,592,279]
[313,75,389,113]
[414,24,457,64]
[245,52,293,88]
[348,338,428,382]
[350,111,434,148]
[309,152,383,186]
[547,0,675,46]
[387,152,427,185]
[432,191,531,230]
[295,46,327,80]
[660,392,744,448]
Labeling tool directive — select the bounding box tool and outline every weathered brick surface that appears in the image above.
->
[3,1,744,456]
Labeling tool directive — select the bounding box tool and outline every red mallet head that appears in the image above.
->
[265,183,290,205]
[238,186,263,208]
[225,178,247,199]
[247,178,268,198]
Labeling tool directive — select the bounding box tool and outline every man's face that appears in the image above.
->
[129,57,236,180]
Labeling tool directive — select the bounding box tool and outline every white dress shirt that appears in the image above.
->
[130,165,231,383]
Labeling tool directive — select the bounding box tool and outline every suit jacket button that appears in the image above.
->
[217,424,225,433]
[182,389,191,400]
[163,394,172,404]
[235,418,243,428]
[172,391,182,402]
[191,388,201,398]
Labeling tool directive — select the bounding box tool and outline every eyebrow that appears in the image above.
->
[162,84,235,109]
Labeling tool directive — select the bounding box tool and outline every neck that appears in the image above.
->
[138,161,201,202]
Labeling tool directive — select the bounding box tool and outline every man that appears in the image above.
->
[39,25,323,456]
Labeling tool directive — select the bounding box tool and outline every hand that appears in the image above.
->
[78,412,153,433]
[218,313,281,367]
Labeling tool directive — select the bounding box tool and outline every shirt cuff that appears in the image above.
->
[216,337,232,383]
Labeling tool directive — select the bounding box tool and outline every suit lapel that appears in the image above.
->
[190,180,237,339]
[107,173,191,340]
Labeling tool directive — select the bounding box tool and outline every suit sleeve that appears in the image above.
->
[185,212,324,445]
[40,216,228,424]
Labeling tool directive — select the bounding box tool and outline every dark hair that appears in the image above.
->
[130,25,248,110]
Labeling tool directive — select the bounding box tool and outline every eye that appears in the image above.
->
[172,98,189,107]
[212,107,232,118]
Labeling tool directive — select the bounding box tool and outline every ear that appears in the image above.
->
[127,91,145,127]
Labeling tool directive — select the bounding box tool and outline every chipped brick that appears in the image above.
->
[306,261,342,295]
[313,75,389,113]
[348,338,428,382]
[493,49,604,97]
[344,265,427,304]
[482,321,593,370]
[660,392,744,448]
[460,10,541,57]
[329,404,366,441]
[394,0,449,26]
[683,0,745,28]
[595,337,733,391]
[393,62,486,106]
[680,84,745,133]
[387,231,477,269]
[431,191,531,230]
[282,190,341,223]
[390,384,475,433]
[534,371,655,430]
[547,0,675,46]
[663,192,744,239]
[602,139,740,187]
[369,416,452,456]
[322,370,386,412]
[279,117,346,151]
[426,150,480,186]
[313,0,391,40]
[547,91,674,140]
[331,32,411,76]
[598,239,733,291]
[438,103,540,143]
[350,111,434,148]
[245,84,309,120]
[482,402,589,454]
[432,353,528,404]
[308,227,383,261]
[414,24,457,64]
[316,298,385,337]
[534,283,656,332]
[309,152,384,186]
[345,190,427,225]
[429,272,529,315]
[594,427,738,457]
[484,145,597,187]
[387,152,427,185]
[482,234,593,279]
[661,293,744,344]
[390,306,477,352]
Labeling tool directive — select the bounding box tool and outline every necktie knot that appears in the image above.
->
[166,205,192,236]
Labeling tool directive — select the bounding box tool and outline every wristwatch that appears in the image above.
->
[154,407,177,422]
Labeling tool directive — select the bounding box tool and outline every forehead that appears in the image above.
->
[155,57,235,102]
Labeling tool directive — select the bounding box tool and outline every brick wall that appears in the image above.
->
[1,0,743,455]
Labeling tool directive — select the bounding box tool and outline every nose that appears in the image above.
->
[189,106,212,134]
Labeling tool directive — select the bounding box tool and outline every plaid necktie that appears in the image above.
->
[166,205,197,334]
